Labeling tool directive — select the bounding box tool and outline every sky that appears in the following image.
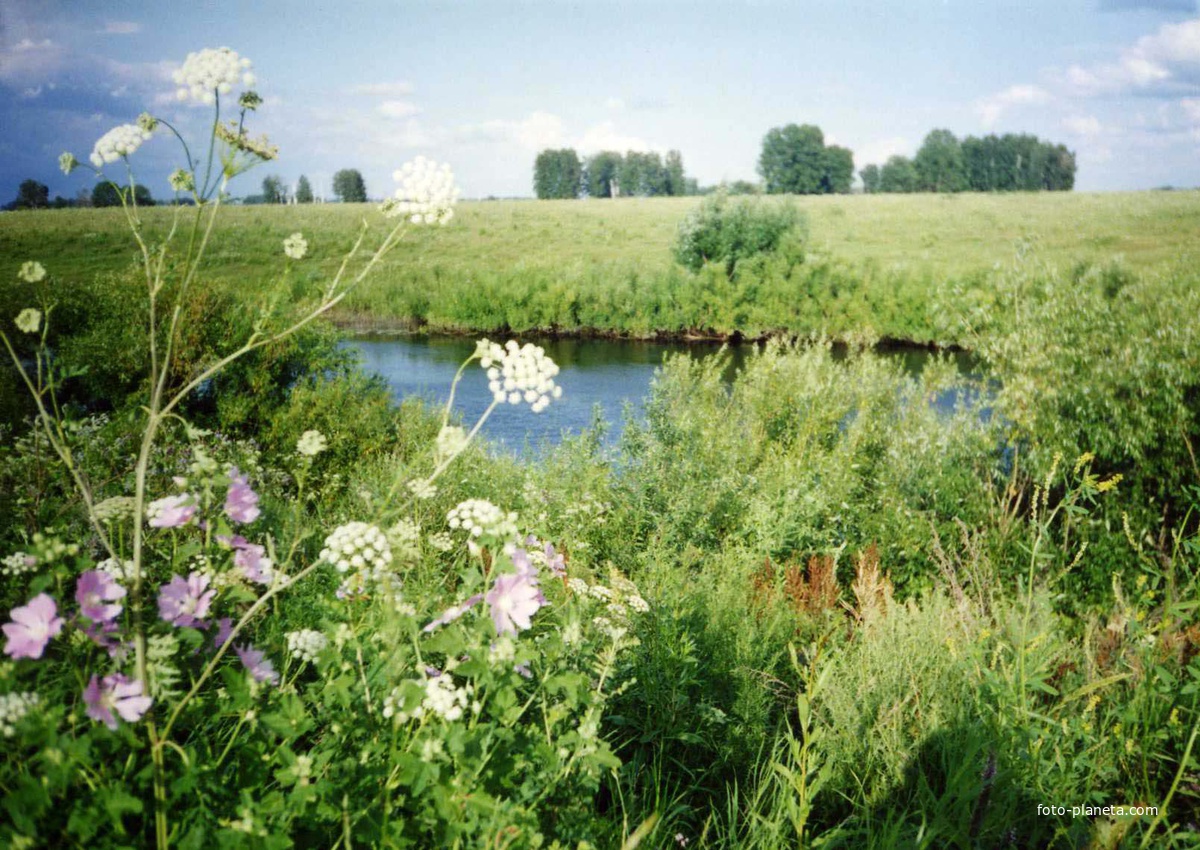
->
[3,0,1200,200]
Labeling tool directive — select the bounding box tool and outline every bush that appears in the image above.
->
[672,192,805,276]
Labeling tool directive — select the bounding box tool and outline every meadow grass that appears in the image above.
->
[4,190,1199,342]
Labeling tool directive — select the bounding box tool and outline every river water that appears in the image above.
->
[348,334,975,453]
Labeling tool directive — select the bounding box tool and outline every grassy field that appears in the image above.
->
[3,190,1199,341]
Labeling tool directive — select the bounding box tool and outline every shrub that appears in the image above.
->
[672,191,805,276]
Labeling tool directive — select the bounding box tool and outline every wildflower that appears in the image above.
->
[58,152,78,175]
[18,261,46,283]
[435,425,468,461]
[382,156,460,225]
[14,309,41,334]
[543,541,567,577]
[97,557,135,582]
[235,644,279,685]
[676,834,689,847]
[286,629,328,663]
[212,617,234,649]
[421,673,470,721]
[485,572,546,636]
[173,47,255,103]
[1,552,37,578]
[147,493,197,528]
[386,518,421,562]
[296,429,327,456]
[447,499,519,540]
[94,495,135,523]
[567,578,589,596]
[3,594,64,659]
[157,572,215,628]
[421,738,445,762]
[224,468,260,524]
[488,636,516,665]
[511,547,537,579]
[427,531,453,552]
[75,570,125,624]
[136,112,159,133]
[628,595,651,613]
[319,522,392,574]
[1096,473,1123,493]
[219,534,274,585]
[89,123,152,168]
[83,674,152,730]
[478,339,563,412]
[282,232,307,260]
[168,168,195,193]
[0,692,39,737]
[423,593,484,633]
[238,90,262,110]
[213,121,278,161]
[407,479,437,499]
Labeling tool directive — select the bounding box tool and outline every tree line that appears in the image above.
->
[860,130,1076,194]
[533,149,693,199]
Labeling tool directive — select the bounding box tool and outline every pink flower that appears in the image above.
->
[212,617,234,649]
[83,674,152,730]
[76,570,125,624]
[157,572,214,628]
[3,593,64,659]
[422,593,483,633]
[217,534,273,585]
[224,468,260,524]
[147,493,197,528]
[235,644,279,685]
[485,573,545,636]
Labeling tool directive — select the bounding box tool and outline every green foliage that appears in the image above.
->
[262,175,286,204]
[331,168,367,203]
[91,182,153,208]
[533,148,583,199]
[585,150,623,198]
[672,192,805,276]
[295,174,313,204]
[880,155,918,193]
[914,128,968,193]
[821,145,855,194]
[758,123,831,195]
[10,179,50,210]
[859,163,881,194]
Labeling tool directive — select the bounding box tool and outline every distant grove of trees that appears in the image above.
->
[758,124,854,195]
[533,149,693,199]
[332,169,367,203]
[861,129,1076,194]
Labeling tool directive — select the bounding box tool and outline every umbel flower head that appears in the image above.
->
[477,339,563,413]
[89,124,152,168]
[173,47,255,104]
[15,308,41,335]
[283,232,308,260]
[382,156,460,225]
[18,261,46,283]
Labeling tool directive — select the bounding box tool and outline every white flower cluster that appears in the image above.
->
[283,232,307,260]
[383,156,460,225]
[285,629,328,663]
[98,556,136,582]
[320,521,397,598]
[569,574,650,621]
[15,308,41,335]
[296,429,327,457]
[447,499,518,540]
[477,339,563,413]
[94,495,136,523]
[0,692,39,738]
[384,674,473,724]
[168,168,195,193]
[406,479,437,500]
[1,552,36,578]
[173,47,255,104]
[89,124,152,168]
[427,531,454,552]
[435,425,468,462]
[18,261,46,283]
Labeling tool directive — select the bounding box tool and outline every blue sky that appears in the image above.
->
[3,0,1200,200]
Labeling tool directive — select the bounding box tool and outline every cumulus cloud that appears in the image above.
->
[455,111,566,150]
[975,84,1053,127]
[576,121,651,153]
[1061,16,1200,95]
[1062,114,1105,136]
[377,100,421,119]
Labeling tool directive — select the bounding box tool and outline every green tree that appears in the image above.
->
[295,174,314,203]
[332,169,367,203]
[262,175,286,204]
[533,149,583,199]
[879,156,918,193]
[664,150,686,196]
[821,145,855,194]
[91,182,153,207]
[11,179,50,210]
[914,129,967,192]
[758,124,827,194]
[585,151,622,198]
[860,164,881,194]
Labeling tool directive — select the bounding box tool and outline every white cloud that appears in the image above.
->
[1062,115,1104,136]
[100,21,141,35]
[348,81,415,97]
[975,84,1053,128]
[377,100,421,119]
[855,136,911,166]
[1062,17,1200,96]
[456,111,567,150]
[604,96,625,110]
[576,120,650,153]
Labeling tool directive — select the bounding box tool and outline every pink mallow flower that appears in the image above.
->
[83,673,152,730]
[485,572,546,636]
[157,572,214,628]
[147,493,197,528]
[3,593,64,659]
[217,535,274,585]
[212,617,234,649]
[76,570,125,624]
[235,644,279,685]
[224,468,260,524]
